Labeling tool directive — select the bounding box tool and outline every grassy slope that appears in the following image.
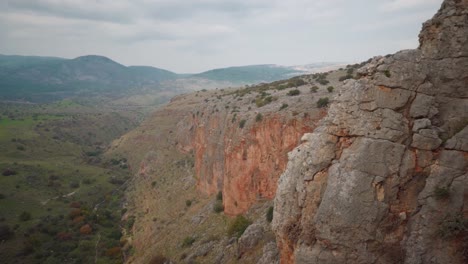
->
[0,101,140,264]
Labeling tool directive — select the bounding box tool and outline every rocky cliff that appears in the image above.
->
[111,71,344,262]
[272,1,468,263]
[175,97,325,215]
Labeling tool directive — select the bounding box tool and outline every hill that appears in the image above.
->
[0,55,178,103]
[193,64,302,83]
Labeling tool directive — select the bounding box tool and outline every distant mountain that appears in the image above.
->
[193,64,303,83]
[0,55,179,102]
[0,54,343,103]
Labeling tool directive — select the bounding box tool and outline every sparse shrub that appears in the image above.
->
[56,232,72,241]
[317,97,329,108]
[213,200,224,213]
[266,206,274,223]
[105,247,122,258]
[239,119,246,129]
[69,208,81,219]
[126,216,136,229]
[277,84,287,90]
[384,70,391,77]
[182,236,196,247]
[69,201,81,208]
[17,145,25,151]
[339,74,354,81]
[19,211,31,221]
[85,150,101,157]
[434,186,450,200]
[185,200,192,207]
[279,103,288,110]
[227,215,251,238]
[79,224,92,235]
[317,79,330,85]
[150,255,168,264]
[327,86,334,93]
[0,225,13,240]
[83,178,92,184]
[287,89,300,96]
[438,214,468,239]
[69,181,80,188]
[2,169,17,176]
[256,113,263,122]
[310,86,319,93]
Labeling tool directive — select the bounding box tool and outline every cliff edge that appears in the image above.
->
[272,0,468,263]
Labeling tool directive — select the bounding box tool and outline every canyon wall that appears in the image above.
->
[272,1,468,263]
[176,95,326,215]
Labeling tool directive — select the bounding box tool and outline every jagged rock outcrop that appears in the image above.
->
[272,1,468,263]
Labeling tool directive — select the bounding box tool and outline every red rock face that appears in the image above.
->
[178,111,324,215]
[223,116,312,215]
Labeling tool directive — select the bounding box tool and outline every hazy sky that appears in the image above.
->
[0,0,443,73]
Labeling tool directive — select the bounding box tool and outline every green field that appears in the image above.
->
[0,102,137,264]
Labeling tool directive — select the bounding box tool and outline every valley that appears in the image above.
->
[1,1,467,263]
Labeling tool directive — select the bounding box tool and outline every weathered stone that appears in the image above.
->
[412,118,431,132]
[410,93,437,118]
[411,132,442,150]
[445,126,468,151]
[257,242,279,264]
[238,224,264,257]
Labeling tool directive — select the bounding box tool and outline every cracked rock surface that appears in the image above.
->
[272,1,468,263]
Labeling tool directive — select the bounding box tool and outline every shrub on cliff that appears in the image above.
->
[181,236,196,247]
[434,186,450,200]
[266,206,274,222]
[317,97,329,108]
[239,119,247,129]
[287,89,300,96]
[227,215,251,238]
[327,86,334,93]
[213,200,224,213]
[255,113,263,122]
[310,86,319,93]
[339,74,353,81]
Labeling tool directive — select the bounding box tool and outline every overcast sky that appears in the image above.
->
[0,0,443,73]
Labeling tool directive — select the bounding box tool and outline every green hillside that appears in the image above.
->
[194,64,302,83]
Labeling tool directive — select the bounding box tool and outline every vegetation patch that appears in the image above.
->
[181,236,196,248]
[239,119,247,129]
[287,89,301,96]
[227,215,252,238]
[266,206,274,223]
[434,186,450,200]
[256,113,263,122]
[317,97,330,108]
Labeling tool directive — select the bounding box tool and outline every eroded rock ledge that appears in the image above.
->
[272,1,468,263]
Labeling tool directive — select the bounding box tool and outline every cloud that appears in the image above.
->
[0,0,444,72]
[380,0,442,12]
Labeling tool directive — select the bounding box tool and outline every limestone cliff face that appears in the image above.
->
[176,98,325,215]
[272,1,468,263]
